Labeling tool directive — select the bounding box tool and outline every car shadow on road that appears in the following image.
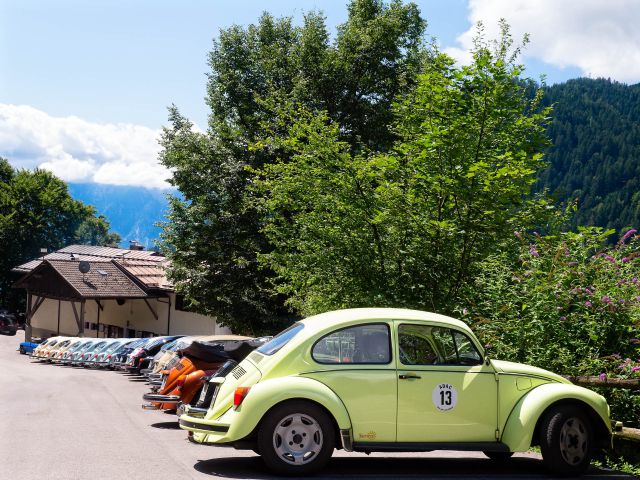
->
[193,455,634,479]
[150,421,181,430]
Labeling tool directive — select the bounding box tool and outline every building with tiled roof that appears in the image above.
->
[12,245,230,339]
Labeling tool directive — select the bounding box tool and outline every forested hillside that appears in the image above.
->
[537,78,640,231]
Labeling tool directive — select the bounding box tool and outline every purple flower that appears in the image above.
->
[620,228,637,244]
[462,308,468,315]
[632,277,638,284]
[585,301,593,307]
[559,316,566,321]
[585,288,592,295]
[601,295,612,304]
[621,257,629,263]
[529,245,539,258]
[604,255,616,263]
[599,372,607,381]
[514,231,522,239]
[632,366,640,373]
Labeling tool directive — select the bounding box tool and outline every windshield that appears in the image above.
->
[104,341,125,353]
[257,323,304,356]
[86,341,106,352]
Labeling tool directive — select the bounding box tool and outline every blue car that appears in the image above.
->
[19,338,43,355]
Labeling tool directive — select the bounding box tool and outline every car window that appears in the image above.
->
[312,324,391,364]
[398,324,481,366]
[257,323,304,356]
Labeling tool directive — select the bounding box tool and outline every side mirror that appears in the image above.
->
[484,344,495,365]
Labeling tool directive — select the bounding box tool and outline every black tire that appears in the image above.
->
[19,346,26,355]
[539,405,593,476]
[483,451,514,461]
[257,400,335,475]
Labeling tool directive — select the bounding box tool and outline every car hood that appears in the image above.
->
[491,360,570,384]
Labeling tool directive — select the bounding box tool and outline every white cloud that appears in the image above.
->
[447,0,640,83]
[0,104,171,188]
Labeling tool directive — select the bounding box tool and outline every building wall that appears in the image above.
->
[28,293,231,338]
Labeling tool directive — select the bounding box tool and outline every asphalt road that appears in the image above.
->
[0,333,634,480]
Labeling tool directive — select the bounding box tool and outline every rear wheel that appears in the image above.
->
[257,400,335,475]
[483,451,513,461]
[539,405,593,476]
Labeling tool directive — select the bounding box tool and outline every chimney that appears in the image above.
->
[129,240,144,251]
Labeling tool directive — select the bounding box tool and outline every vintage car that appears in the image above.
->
[142,337,263,412]
[123,336,182,374]
[0,312,18,336]
[93,339,132,368]
[50,338,82,363]
[84,339,123,367]
[18,338,43,355]
[110,337,148,369]
[179,308,612,476]
[145,336,205,384]
[60,339,94,364]
[32,336,65,360]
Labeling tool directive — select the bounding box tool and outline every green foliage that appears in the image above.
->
[537,78,640,234]
[75,215,121,247]
[0,158,118,310]
[461,228,640,426]
[159,0,427,333]
[252,22,552,317]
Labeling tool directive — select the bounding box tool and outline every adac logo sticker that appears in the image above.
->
[432,383,458,411]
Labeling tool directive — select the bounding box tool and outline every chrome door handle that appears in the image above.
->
[399,374,421,380]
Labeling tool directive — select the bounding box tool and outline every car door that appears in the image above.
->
[305,322,397,443]
[395,322,498,443]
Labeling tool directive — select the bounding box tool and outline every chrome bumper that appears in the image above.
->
[142,393,181,404]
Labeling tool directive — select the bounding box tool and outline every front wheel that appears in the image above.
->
[19,346,26,355]
[539,405,593,476]
[257,400,335,475]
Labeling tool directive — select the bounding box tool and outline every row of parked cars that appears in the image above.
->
[21,308,615,477]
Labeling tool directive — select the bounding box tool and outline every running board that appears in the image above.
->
[352,441,510,453]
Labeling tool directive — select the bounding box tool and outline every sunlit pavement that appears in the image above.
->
[0,333,632,480]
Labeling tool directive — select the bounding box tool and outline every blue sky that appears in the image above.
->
[0,0,637,188]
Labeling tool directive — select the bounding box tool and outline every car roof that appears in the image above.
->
[299,308,474,337]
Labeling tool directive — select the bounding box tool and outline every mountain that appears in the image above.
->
[537,78,640,232]
[68,183,172,249]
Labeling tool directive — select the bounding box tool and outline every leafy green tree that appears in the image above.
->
[75,214,121,247]
[252,22,552,316]
[160,0,427,333]
[0,158,119,311]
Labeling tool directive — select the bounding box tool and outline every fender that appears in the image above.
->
[217,376,352,442]
[500,382,610,452]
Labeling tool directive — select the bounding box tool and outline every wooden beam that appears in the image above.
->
[80,300,85,337]
[71,301,82,335]
[25,292,33,341]
[614,427,640,443]
[565,376,640,391]
[143,298,158,320]
[95,300,104,311]
[31,296,45,316]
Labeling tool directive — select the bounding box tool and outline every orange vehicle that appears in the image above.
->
[142,337,261,411]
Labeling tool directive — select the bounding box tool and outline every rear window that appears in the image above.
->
[257,323,304,356]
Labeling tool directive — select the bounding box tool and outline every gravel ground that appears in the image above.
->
[0,332,632,480]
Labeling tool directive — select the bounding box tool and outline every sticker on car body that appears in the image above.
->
[432,383,458,411]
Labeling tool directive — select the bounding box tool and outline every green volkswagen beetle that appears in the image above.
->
[179,308,611,476]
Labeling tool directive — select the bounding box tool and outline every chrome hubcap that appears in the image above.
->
[559,417,588,465]
[273,413,323,465]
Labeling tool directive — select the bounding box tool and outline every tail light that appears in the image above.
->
[107,354,111,359]
[233,387,251,409]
